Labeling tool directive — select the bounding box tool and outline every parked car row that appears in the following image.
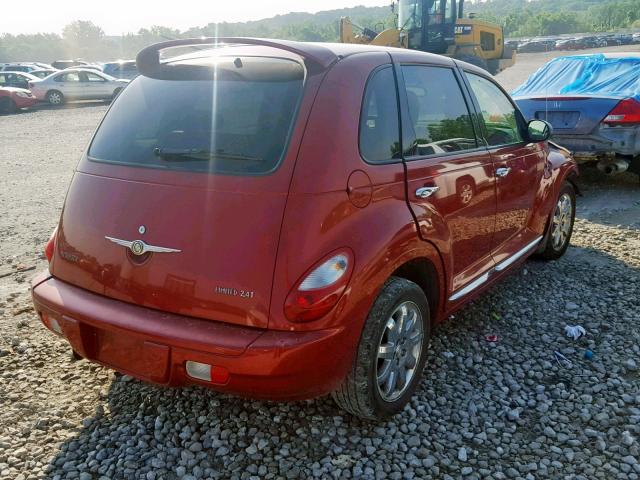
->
[0,60,137,113]
[508,32,640,53]
[0,60,138,80]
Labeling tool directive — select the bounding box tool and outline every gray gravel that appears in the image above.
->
[1,70,640,479]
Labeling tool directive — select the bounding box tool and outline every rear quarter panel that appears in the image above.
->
[269,51,447,343]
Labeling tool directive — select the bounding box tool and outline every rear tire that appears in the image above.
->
[536,182,576,260]
[332,277,430,420]
[0,97,16,114]
[47,90,63,105]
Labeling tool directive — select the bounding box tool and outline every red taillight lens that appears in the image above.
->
[603,98,640,124]
[44,226,58,263]
[284,250,354,322]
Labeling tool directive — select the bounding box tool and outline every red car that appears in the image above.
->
[0,86,37,113]
[32,38,578,419]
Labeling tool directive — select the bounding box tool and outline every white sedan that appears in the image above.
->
[29,68,129,105]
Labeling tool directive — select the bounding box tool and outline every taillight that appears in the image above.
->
[44,226,58,263]
[284,250,354,322]
[603,98,640,124]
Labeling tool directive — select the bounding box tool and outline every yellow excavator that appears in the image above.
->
[339,0,515,75]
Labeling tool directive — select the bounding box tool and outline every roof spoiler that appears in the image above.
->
[136,37,338,79]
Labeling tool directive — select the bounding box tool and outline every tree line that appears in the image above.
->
[1,0,640,63]
[473,0,640,37]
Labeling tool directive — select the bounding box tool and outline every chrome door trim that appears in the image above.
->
[494,236,542,272]
[495,167,511,178]
[449,272,489,302]
[415,186,440,199]
[448,236,543,302]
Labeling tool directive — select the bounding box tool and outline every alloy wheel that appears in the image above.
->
[376,301,424,402]
[551,193,572,250]
[48,92,62,105]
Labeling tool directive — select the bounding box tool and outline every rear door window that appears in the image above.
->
[359,66,401,164]
[84,72,106,82]
[58,72,80,82]
[401,65,478,157]
[89,56,304,176]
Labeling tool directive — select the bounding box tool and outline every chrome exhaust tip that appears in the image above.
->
[597,158,629,175]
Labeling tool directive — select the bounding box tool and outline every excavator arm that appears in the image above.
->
[339,17,406,48]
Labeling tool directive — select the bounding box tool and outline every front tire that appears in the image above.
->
[537,182,576,260]
[332,277,430,420]
[47,90,63,105]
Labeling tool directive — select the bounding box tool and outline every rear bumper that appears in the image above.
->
[552,126,640,160]
[31,273,353,400]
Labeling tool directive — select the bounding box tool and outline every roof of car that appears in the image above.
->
[54,68,105,73]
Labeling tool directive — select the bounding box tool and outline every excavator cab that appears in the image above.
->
[399,0,459,54]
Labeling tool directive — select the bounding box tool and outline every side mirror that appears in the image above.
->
[527,119,552,142]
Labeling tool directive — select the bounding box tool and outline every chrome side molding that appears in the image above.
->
[494,237,542,272]
[449,272,490,302]
[449,236,543,302]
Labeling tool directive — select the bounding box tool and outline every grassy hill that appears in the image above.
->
[1,0,639,62]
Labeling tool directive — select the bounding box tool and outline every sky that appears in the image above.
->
[1,0,391,36]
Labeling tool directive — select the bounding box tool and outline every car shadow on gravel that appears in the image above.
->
[41,243,640,479]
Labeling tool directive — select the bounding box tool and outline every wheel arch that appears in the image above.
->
[391,256,441,327]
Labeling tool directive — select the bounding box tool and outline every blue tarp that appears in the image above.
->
[512,54,640,101]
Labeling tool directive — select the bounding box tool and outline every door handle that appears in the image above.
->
[415,186,440,199]
[495,167,511,178]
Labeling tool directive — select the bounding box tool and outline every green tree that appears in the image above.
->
[62,20,105,59]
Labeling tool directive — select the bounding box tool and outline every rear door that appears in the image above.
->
[398,63,497,298]
[462,71,544,264]
[51,55,310,329]
[54,72,82,98]
[81,71,111,99]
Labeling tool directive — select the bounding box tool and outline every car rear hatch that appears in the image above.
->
[50,47,324,329]
[516,95,624,134]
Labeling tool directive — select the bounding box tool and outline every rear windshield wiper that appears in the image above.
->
[153,147,262,162]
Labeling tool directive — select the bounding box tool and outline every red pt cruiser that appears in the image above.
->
[32,38,578,419]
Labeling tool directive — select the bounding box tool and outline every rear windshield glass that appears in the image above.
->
[89,56,304,175]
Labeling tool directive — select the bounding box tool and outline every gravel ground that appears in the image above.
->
[1,48,640,480]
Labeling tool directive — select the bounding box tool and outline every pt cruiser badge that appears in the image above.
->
[104,236,181,256]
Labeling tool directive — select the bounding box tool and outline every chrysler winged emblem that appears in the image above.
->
[105,236,181,256]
